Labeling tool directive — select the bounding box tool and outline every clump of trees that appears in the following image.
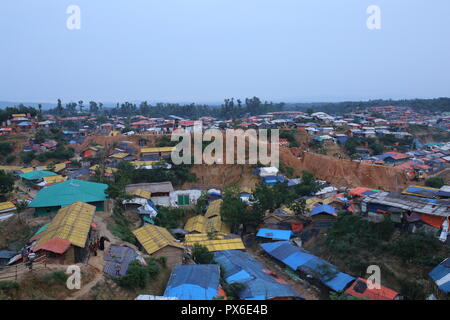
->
[192,244,215,264]
[425,177,445,189]
[0,170,14,201]
[117,258,160,289]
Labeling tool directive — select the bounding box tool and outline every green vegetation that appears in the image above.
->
[344,137,385,156]
[108,207,136,244]
[222,282,246,300]
[321,212,450,299]
[329,292,368,300]
[192,243,216,264]
[0,142,14,154]
[156,135,177,147]
[289,198,307,216]
[0,170,15,201]
[43,271,69,285]
[0,281,20,290]
[0,105,37,122]
[154,207,189,229]
[117,258,160,289]
[279,130,299,148]
[425,177,445,189]
[111,160,196,188]
[221,185,260,232]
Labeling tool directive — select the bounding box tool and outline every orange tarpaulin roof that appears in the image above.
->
[348,187,373,197]
[345,278,399,300]
[420,214,447,229]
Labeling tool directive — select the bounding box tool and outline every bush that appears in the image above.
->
[0,281,19,290]
[117,259,160,289]
[398,278,426,300]
[5,155,16,164]
[425,177,445,189]
[44,271,69,284]
[388,233,441,265]
[223,282,246,300]
[109,209,136,244]
[192,243,215,264]
[21,151,35,164]
[154,207,189,229]
[0,142,13,154]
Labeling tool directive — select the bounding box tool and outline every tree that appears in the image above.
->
[221,190,249,230]
[56,99,63,115]
[0,170,14,198]
[425,177,445,189]
[117,259,160,289]
[289,198,307,216]
[15,200,29,223]
[192,244,215,264]
[78,100,84,113]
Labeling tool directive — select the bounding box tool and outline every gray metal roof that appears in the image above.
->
[363,192,450,217]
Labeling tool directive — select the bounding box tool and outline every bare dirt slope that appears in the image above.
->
[182,164,259,190]
[282,147,410,192]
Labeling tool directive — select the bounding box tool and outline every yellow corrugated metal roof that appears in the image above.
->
[131,160,160,166]
[35,202,95,248]
[184,233,226,243]
[131,189,151,200]
[0,202,16,211]
[110,152,129,159]
[306,197,333,210]
[0,165,23,171]
[53,163,66,172]
[185,238,245,252]
[133,224,184,255]
[140,147,175,153]
[20,168,35,173]
[43,175,66,184]
[12,114,27,117]
[184,215,208,233]
[207,216,231,234]
[89,165,118,174]
[240,187,253,194]
[204,199,223,219]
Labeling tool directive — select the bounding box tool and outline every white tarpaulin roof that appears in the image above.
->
[259,167,279,177]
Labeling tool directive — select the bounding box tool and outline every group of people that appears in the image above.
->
[88,235,111,257]
[21,245,36,270]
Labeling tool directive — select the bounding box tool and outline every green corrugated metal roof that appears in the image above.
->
[20,170,57,181]
[29,179,108,208]
[34,223,50,235]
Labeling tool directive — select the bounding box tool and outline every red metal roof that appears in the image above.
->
[34,238,71,255]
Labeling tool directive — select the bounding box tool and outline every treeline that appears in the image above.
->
[106,97,285,120]
[0,105,38,122]
[43,97,285,120]
[286,98,450,115]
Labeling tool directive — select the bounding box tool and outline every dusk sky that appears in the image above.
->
[1,0,449,104]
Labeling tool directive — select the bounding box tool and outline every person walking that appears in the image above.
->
[115,263,121,277]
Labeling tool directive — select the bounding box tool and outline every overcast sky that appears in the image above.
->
[1,0,449,104]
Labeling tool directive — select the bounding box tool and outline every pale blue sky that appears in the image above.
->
[0,0,449,103]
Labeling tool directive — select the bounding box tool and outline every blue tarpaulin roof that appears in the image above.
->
[310,204,337,216]
[164,265,220,300]
[260,241,355,291]
[214,250,302,300]
[103,245,137,277]
[0,250,17,260]
[256,229,293,241]
[429,258,450,293]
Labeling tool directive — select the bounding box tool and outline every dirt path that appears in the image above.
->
[66,268,104,300]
